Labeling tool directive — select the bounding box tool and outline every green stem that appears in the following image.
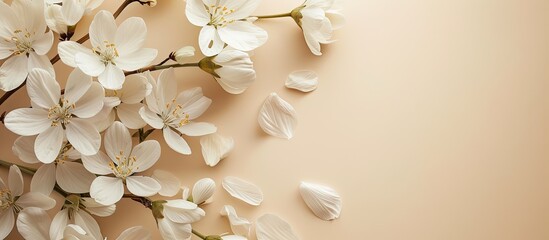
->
[125,62,200,76]
[192,229,207,240]
[254,12,292,19]
[0,159,36,176]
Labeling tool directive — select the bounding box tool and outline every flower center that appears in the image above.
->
[8,29,34,55]
[55,143,73,165]
[109,150,138,180]
[93,41,119,65]
[48,97,75,128]
[0,189,13,211]
[207,5,236,27]
[161,99,190,128]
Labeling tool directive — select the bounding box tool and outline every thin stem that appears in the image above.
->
[156,57,172,66]
[192,229,207,240]
[254,12,292,19]
[125,62,200,76]
[0,159,36,176]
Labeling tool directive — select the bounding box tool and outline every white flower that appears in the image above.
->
[4,68,104,163]
[186,0,268,56]
[182,178,216,205]
[13,136,96,194]
[49,195,114,240]
[0,166,56,239]
[199,48,256,94]
[139,69,217,155]
[0,0,54,91]
[82,121,161,205]
[58,10,158,90]
[88,74,152,130]
[291,0,345,55]
[152,199,205,240]
[173,46,195,64]
[45,0,105,36]
[63,224,151,240]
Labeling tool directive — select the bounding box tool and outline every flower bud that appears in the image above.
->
[173,46,196,64]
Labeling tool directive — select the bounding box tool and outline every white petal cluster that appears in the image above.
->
[45,0,105,36]
[0,0,54,91]
[186,0,267,56]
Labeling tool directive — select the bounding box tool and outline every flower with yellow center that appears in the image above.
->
[82,121,161,206]
[139,68,217,155]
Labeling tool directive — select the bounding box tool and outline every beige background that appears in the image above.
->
[2,0,549,239]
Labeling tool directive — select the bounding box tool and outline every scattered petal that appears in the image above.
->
[256,214,299,240]
[220,205,251,237]
[299,182,342,221]
[192,178,215,204]
[200,133,234,167]
[258,93,298,139]
[222,176,263,206]
[285,70,318,92]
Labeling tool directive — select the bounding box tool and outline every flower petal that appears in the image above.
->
[98,63,125,90]
[120,74,151,104]
[27,68,60,109]
[32,31,54,55]
[4,108,50,136]
[157,68,177,105]
[176,87,212,120]
[82,151,113,175]
[0,209,14,239]
[285,70,318,92]
[17,207,51,240]
[9,165,23,196]
[258,93,298,139]
[75,51,105,77]
[12,136,40,164]
[62,0,86,25]
[115,48,157,71]
[16,192,56,210]
[104,121,132,162]
[164,200,205,224]
[116,226,152,240]
[66,118,101,156]
[185,0,209,26]
[220,205,251,237]
[117,103,147,129]
[74,211,102,240]
[90,176,124,205]
[139,106,164,129]
[89,10,116,48]
[200,133,234,167]
[81,197,116,217]
[157,219,192,240]
[28,52,55,78]
[192,178,216,205]
[199,25,224,56]
[126,176,161,197]
[163,127,191,155]
[65,67,92,105]
[222,176,263,206]
[256,214,299,240]
[63,224,94,240]
[72,82,104,118]
[0,54,28,91]
[299,182,342,221]
[30,164,56,195]
[57,162,96,193]
[177,122,217,137]
[217,21,268,52]
[50,209,69,240]
[151,169,181,197]
[115,17,147,54]
[58,41,90,67]
[35,125,64,164]
[131,140,161,172]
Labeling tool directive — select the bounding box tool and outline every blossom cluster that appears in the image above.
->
[0,0,344,239]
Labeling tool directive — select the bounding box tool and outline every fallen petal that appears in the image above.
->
[200,133,235,167]
[285,70,318,92]
[256,214,299,240]
[192,178,216,205]
[299,182,342,221]
[220,205,251,237]
[222,176,263,206]
[258,93,297,139]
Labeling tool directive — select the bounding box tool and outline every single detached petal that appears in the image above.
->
[116,226,152,240]
[9,165,23,196]
[163,127,191,155]
[30,163,56,195]
[192,178,216,205]
[151,170,181,197]
[222,176,263,206]
[299,182,342,221]
[126,176,161,197]
[220,205,251,237]
[258,93,298,139]
[200,133,234,167]
[163,200,205,224]
[66,118,101,156]
[285,70,319,92]
[256,214,299,240]
[90,176,124,205]
[81,197,116,217]
[4,108,50,136]
[57,161,96,193]
[17,207,51,240]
